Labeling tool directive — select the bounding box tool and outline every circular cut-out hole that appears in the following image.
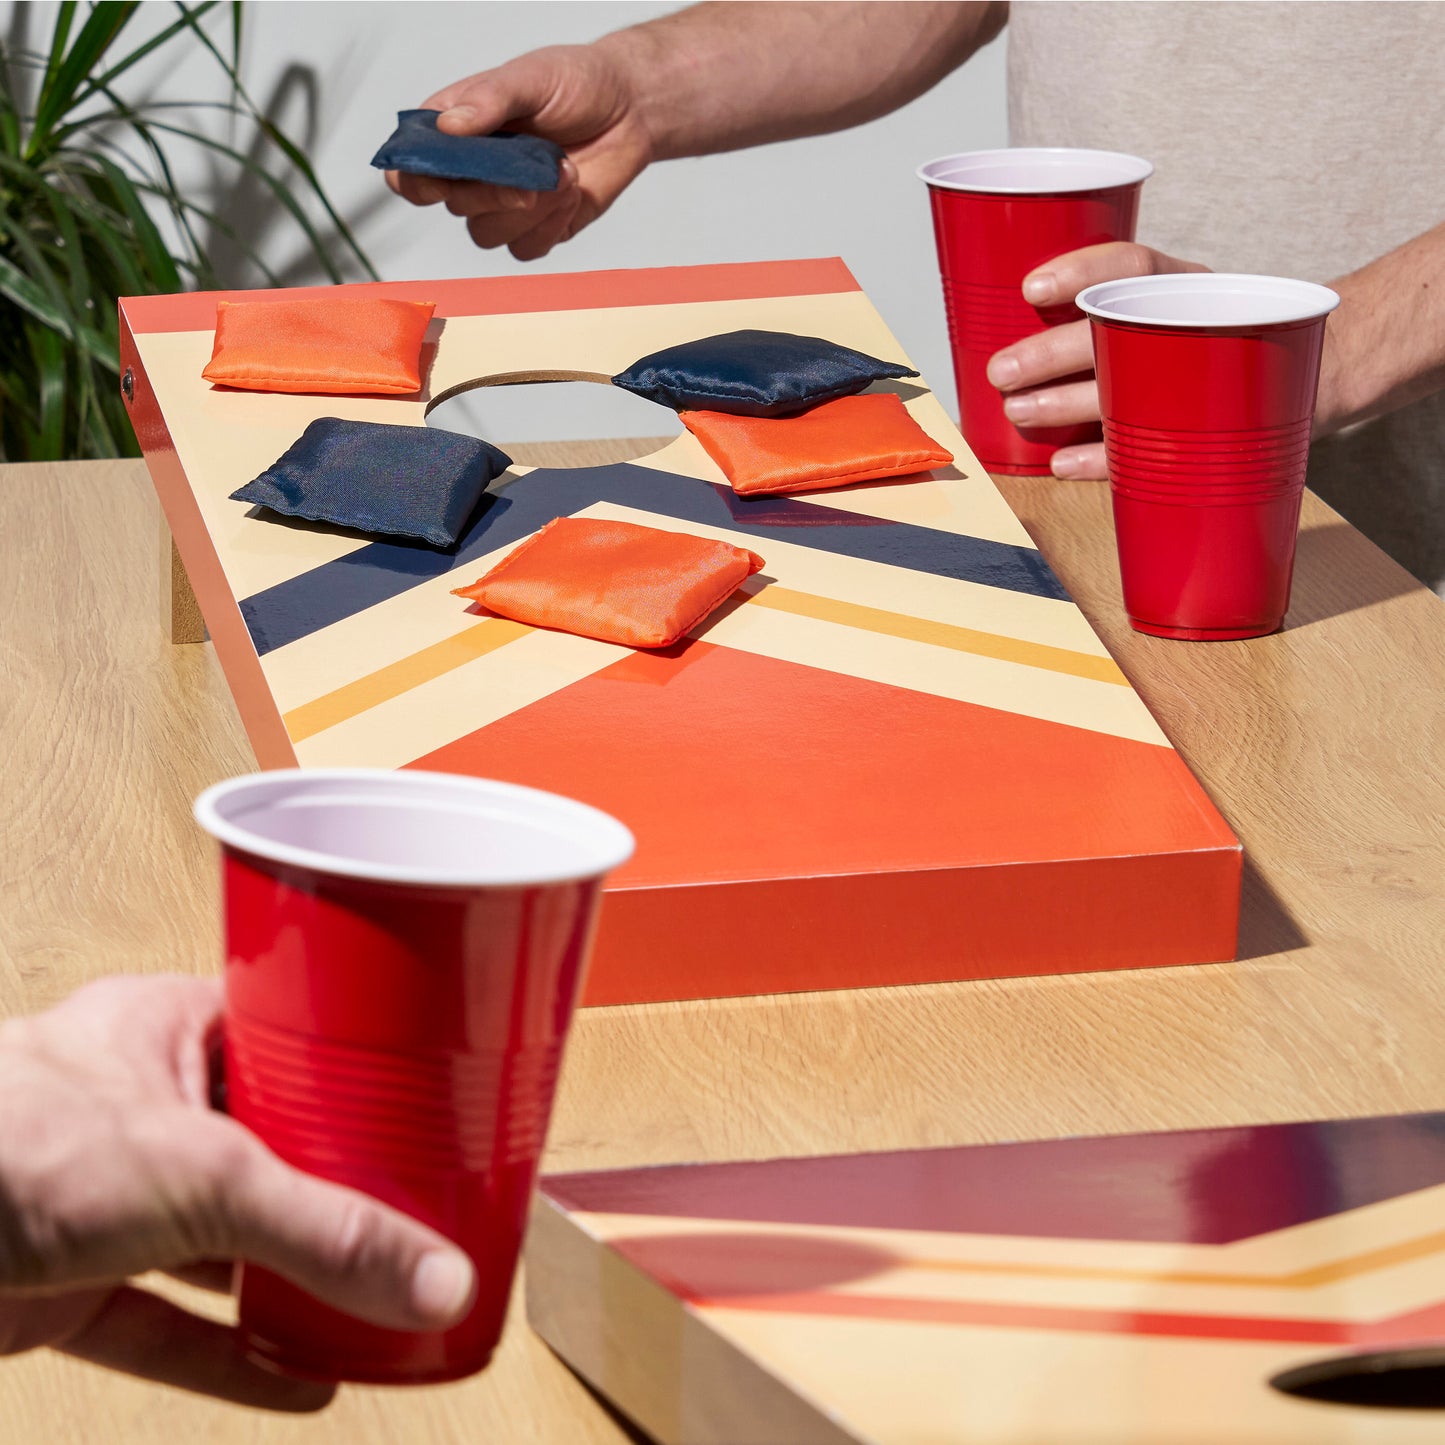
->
[1270,1348,1445,1410]
[425,373,681,469]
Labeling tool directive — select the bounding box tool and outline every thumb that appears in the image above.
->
[425,54,563,138]
[218,1128,476,1333]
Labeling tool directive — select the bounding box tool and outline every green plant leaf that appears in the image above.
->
[28,2,139,159]
[4,0,375,459]
[71,93,222,287]
[173,2,377,281]
[252,112,379,282]
[39,176,92,313]
[39,155,155,297]
[86,150,184,292]
[42,3,78,90]
[0,256,117,373]
[0,45,22,157]
[143,117,352,283]
[68,2,221,119]
[0,251,73,333]
[28,320,69,460]
[1,215,76,322]
[126,179,285,286]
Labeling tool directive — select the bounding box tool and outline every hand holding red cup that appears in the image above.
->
[917,147,1153,475]
[984,241,1212,479]
[195,769,633,1384]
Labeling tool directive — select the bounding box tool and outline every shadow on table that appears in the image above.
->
[1284,522,1426,630]
[576,1378,658,1444]
[1236,854,1309,963]
[54,1281,335,1412]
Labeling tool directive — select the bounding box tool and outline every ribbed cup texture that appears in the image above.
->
[942,278,1075,353]
[1104,417,1312,505]
[226,1011,560,1177]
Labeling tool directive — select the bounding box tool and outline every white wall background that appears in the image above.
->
[4,0,1008,436]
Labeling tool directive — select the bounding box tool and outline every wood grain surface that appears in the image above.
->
[2,453,1443,1443]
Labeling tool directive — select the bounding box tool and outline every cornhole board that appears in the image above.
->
[529,1111,1445,1443]
[119,258,1240,1006]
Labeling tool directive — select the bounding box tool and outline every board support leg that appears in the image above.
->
[161,518,206,645]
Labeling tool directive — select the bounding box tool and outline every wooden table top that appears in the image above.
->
[2,448,1443,1442]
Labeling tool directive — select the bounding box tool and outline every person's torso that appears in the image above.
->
[1008,0,1445,279]
[1006,0,1445,593]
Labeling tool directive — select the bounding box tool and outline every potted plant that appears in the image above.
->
[0,0,372,461]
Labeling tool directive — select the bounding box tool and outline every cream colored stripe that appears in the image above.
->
[699,1310,1337,1445]
[1213,1182,1445,1268]
[585,1187,1445,1279]
[282,580,1127,746]
[571,1210,1445,1322]
[292,626,628,770]
[261,491,1115,717]
[270,486,1151,752]
[701,595,1167,747]
[750,586,1129,686]
[260,540,533,713]
[293,581,1165,759]
[880,1226,1445,1293]
[283,617,533,742]
[714,1259,1445,1321]
[580,500,1113,658]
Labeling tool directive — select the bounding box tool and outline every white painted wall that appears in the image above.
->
[6,1,1008,435]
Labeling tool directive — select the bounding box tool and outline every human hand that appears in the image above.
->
[986,242,1211,479]
[0,976,476,1402]
[387,42,654,262]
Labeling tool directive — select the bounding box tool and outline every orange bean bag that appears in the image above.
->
[682,392,953,495]
[453,517,765,649]
[202,295,436,395]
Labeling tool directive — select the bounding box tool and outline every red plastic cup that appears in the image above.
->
[917,148,1152,474]
[193,769,634,1384]
[1078,273,1341,640]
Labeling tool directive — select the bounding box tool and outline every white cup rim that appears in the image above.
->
[916,147,1154,195]
[194,768,635,889]
[1077,273,1341,329]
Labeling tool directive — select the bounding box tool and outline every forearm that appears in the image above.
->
[597,1,1007,161]
[1316,219,1445,435]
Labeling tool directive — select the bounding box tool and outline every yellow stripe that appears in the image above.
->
[902,1225,1445,1292]
[283,583,1126,745]
[282,618,533,743]
[747,586,1130,686]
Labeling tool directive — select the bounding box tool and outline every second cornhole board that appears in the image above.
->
[119,258,1239,1005]
[529,1111,1445,1443]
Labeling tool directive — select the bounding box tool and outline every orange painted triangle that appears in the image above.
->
[406,640,1233,890]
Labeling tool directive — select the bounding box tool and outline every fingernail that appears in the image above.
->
[440,105,478,131]
[411,1249,476,1324]
[1003,394,1037,423]
[987,355,1020,389]
[505,190,539,211]
[416,180,447,204]
[1023,272,1057,305]
[558,157,579,190]
[1051,451,1084,479]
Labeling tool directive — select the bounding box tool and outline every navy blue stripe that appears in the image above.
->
[239,463,1069,656]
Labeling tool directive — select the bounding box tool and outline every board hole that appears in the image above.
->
[1270,1348,1445,1410]
[424,371,681,469]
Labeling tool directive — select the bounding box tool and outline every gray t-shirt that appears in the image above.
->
[1008,0,1445,593]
